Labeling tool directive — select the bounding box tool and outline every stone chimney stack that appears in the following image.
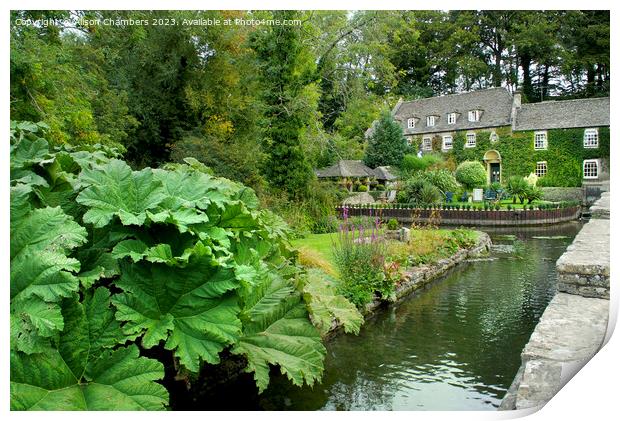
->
[511,90,522,130]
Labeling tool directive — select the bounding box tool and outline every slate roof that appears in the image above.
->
[315,160,398,180]
[514,97,610,131]
[394,87,514,135]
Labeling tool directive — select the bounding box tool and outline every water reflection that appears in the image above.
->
[259,222,582,410]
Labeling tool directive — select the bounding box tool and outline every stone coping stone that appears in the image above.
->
[511,293,609,410]
[556,219,609,276]
[590,192,610,219]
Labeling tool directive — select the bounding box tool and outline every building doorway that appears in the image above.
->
[490,163,501,183]
[483,150,502,185]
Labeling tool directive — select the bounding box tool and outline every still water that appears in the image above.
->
[257,223,582,410]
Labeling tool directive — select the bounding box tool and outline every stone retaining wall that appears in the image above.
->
[541,187,583,203]
[326,231,492,335]
[500,192,610,411]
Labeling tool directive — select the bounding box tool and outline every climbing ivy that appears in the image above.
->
[408,126,609,187]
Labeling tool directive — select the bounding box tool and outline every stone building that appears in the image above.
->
[368,88,610,189]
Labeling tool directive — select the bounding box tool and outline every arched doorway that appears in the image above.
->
[483,150,502,184]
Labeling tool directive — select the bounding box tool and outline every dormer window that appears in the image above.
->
[465,132,476,148]
[426,116,436,127]
[407,118,416,129]
[583,128,598,148]
[447,112,457,125]
[468,110,480,122]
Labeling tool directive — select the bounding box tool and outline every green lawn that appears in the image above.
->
[292,233,337,267]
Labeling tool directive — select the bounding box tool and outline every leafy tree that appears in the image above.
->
[250,10,316,198]
[363,111,407,168]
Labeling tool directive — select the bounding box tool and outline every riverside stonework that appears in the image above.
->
[500,192,610,411]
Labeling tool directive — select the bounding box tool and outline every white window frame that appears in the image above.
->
[407,118,416,129]
[468,110,480,122]
[442,135,453,150]
[465,132,476,148]
[447,112,457,125]
[422,137,432,151]
[583,159,599,179]
[535,161,547,177]
[426,116,436,127]
[583,128,599,148]
[490,131,499,142]
[534,131,548,150]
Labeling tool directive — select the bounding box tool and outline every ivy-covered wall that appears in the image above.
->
[406,126,610,187]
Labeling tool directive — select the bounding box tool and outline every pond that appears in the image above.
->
[177,222,582,411]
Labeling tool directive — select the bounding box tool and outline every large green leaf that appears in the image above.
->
[10,137,49,170]
[233,274,326,393]
[76,159,166,227]
[10,289,168,410]
[10,346,168,410]
[112,250,242,372]
[303,269,364,335]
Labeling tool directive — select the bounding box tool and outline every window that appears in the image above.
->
[583,128,598,148]
[442,135,453,150]
[407,118,416,129]
[534,131,548,150]
[465,133,476,148]
[447,112,457,124]
[583,159,599,179]
[490,131,499,142]
[468,110,480,122]
[426,116,436,127]
[536,161,547,177]
[422,137,432,151]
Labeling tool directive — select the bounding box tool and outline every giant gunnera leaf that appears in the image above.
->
[76,159,166,228]
[303,269,364,335]
[112,248,242,372]
[10,186,88,353]
[232,273,326,393]
[10,289,168,410]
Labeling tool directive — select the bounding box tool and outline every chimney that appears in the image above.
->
[511,90,522,130]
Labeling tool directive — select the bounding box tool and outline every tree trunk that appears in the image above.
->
[520,53,533,101]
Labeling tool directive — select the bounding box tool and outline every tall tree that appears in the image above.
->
[250,10,316,198]
[363,112,407,168]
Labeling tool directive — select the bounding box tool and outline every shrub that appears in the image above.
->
[376,184,386,191]
[419,168,460,194]
[400,153,444,173]
[419,183,442,204]
[358,184,368,192]
[524,184,543,204]
[455,161,487,190]
[387,218,399,230]
[333,224,394,308]
[505,176,529,204]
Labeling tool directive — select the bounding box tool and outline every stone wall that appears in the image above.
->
[500,192,610,411]
[541,187,583,203]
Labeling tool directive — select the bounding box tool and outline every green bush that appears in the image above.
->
[455,161,487,190]
[505,176,530,204]
[524,184,543,204]
[387,218,399,230]
[376,184,386,191]
[419,168,460,194]
[401,153,444,173]
[358,184,368,192]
